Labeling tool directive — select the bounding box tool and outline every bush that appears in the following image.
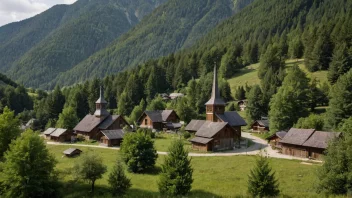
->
[137,128,155,138]
[120,132,158,173]
[183,131,191,139]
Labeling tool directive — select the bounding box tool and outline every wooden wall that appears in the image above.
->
[282,143,326,159]
[192,142,209,151]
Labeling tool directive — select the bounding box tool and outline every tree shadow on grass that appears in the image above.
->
[140,165,162,175]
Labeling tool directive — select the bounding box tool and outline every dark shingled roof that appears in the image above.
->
[50,128,68,137]
[165,122,182,129]
[189,137,213,144]
[256,120,269,127]
[101,130,125,140]
[266,131,287,140]
[185,120,207,132]
[144,110,175,122]
[196,121,228,138]
[63,148,82,155]
[280,128,315,145]
[302,131,341,149]
[44,128,56,135]
[216,111,247,126]
[74,114,108,132]
[99,115,120,130]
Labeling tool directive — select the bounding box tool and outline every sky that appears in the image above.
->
[0,0,77,27]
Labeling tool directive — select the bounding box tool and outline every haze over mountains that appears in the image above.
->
[0,0,254,89]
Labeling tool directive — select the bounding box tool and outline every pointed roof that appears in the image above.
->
[205,66,226,105]
[96,86,107,104]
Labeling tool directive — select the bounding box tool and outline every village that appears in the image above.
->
[42,67,339,161]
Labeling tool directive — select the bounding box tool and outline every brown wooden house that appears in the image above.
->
[251,119,269,132]
[280,128,341,159]
[266,131,287,150]
[74,87,129,140]
[100,129,126,147]
[43,128,56,139]
[187,66,246,151]
[43,128,73,142]
[137,110,180,131]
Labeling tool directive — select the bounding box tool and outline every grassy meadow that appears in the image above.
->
[48,145,323,198]
[227,59,328,94]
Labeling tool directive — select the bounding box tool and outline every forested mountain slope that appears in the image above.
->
[51,0,254,88]
[0,0,166,88]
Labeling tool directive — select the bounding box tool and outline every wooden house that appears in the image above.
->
[251,119,269,132]
[63,148,82,157]
[280,128,341,159]
[100,129,126,147]
[187,66,246,151]
[74,87,129,140]
[266,131,287,149]
[49,128,73,142]
[43,128,56,139]
[137,110,180,131]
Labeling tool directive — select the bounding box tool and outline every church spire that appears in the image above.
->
[205,65,226,106]
[94,86,109,117]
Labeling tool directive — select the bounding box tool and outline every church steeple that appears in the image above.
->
[205,65,226,122]
[94,86,109,117]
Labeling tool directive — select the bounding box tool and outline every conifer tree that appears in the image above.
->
[269,65,310,132]
[246,85,266,125]
[326,69,352,129]
[328,43,352,84]
[158,140,193,196]
[1,130,59,197]
[108,161,131,196]
[146,96,166,111]
[248,154,280,198]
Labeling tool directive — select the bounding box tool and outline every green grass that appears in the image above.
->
[47,145,324,198]
[228,59,329,94]
[153,132,196,152]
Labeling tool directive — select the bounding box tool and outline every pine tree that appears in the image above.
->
[248,154,280,198]
[246,85,266,125]
[1,130,59,197]
[328,43,352,84]
[146,96,166,111]
[326,69,352,129]
[158,140,193,196]
[108,161,131,196]
[269,65,310,132]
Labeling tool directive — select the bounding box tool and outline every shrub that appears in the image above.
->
[183,131,191,139]
[108,161,131,196]
[120,132,158,173]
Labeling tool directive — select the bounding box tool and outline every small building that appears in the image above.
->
[137,110,180,131]
[251,119,269,133]
[280,128,341,159]
[189,121,237,151]
[49,128,73,142]
[100,129,126,147]
[266,131,287,149]
[237,100,247,111]
[74,87,129,140]
[63,148,82,157]
[169,93,184,100]
[43,128,57,139]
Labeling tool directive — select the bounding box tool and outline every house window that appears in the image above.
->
[144,119,148,125]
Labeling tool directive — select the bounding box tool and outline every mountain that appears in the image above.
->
[52,0,254,88]
[0,0,166,88]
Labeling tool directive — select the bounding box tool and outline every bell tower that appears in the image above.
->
[94,86,109,117]
[205,66,226,122]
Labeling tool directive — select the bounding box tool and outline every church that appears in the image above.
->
[74,87,129,140]
[186,67,246,151]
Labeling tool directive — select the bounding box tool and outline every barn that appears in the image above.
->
[266,131,287,149]
[280,128,341,159]
[251,119,269,132]
[100,129,126,147]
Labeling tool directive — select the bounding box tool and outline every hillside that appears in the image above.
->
[51,0,254,88]
[0,0,166,88]
[227,59,328,93]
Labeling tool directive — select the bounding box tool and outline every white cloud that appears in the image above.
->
[0,0,77,27]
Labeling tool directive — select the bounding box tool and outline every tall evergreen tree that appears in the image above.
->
[158,140,193,196]
[326,69,352,129]
[328,43,352,84]
[0,107,21,158]
[248,154,280,198]
[56,106,79,130]
[246,85,266,125]
[108,161,131,196]
[269,66,310,132]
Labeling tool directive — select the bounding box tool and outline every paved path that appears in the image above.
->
[46,133,321,162]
